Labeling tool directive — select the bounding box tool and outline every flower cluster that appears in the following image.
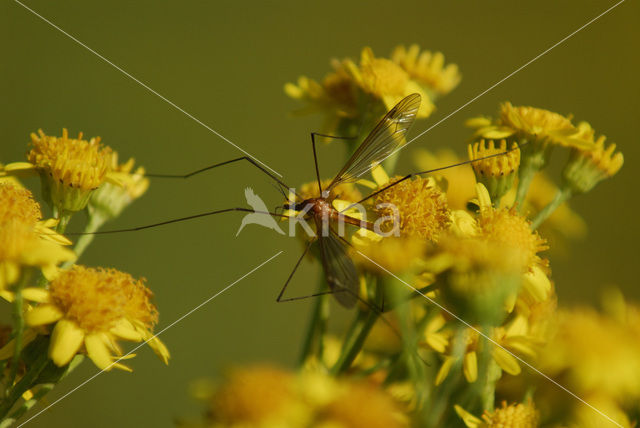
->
[0,129,165,424]
[181,364,408,428]
[285,45,460,146]
[180,45,633,428]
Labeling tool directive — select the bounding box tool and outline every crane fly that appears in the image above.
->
[278,93,422,307]
[77,93,518,309]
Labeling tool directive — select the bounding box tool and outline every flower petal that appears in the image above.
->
[85,333,116,371]
[22,287,51,304]
[463,351,478,383]
[435,356,455,386]
[49,319,85,366]
[109,318,143,341]
[371,165,389,186]
[492,347,521,376]
[25,304,64,326]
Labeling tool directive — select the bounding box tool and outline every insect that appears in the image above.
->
[84,93,516,309]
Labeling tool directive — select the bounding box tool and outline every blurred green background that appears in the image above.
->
[1,1,638,426]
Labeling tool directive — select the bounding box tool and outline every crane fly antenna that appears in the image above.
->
[146,156,299,198]
[342,140,529,211]
[269,181,288,199]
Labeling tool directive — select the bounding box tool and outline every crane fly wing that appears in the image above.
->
[317,227,358,308]
[327,93,421,191]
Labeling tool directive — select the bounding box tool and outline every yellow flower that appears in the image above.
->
[434,316,538,385]
[476,185,547,271]
[566,394,633,428]
[413,148,477,211]
[539,301,640,402]
[562,122,623,194]
[187,364,408,428]
[20,265,169,370]
[320,380,408,428]
[391,44,461,96]
[2,129,119,213]
[426,234,526,324]
[89,153,150,221]
[455,400,539,428]
[284,67,359,134]
[352,236,427,274]
[208,365,310,426]
[344,47,434,118]
[372,167,450,241]
[0,220,75,290]
[475,184,550,305]
[466,102,591,151]
[0,182,41,225]
[468,139,520,202]
[0,183,71,246]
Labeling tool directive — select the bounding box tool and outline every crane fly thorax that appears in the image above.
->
[304,198,336,220]
[283,197,337,220]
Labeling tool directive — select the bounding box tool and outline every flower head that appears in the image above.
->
[209,365,307,426]
[344,47,434,118]
[0,220,74,290]
[352,236,427,274]
[191,364,407,428]
[89,153,149,222]
[391,44,461,96]
[426,231,527,324]
[373,174,450,241]
[22,265,169,370]
[539,301,640,402]
[455,400,539,428]
[466,103,591,168]
[25,129,115,212]
[562,123,623,194]
[475,183,550,305]
[0,183,70,246]
[0,183,42,225]
[468,139,520,202]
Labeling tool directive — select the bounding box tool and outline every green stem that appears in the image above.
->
[298,275,329,366]
[0,347,49,422]
[6,274,28,397]
[62,212,106,268]
[2,383,53,427]
[514,144,550,212]
[330,308,378,375]
[386,282,439,311]
[514,161,537,212]
[477,326,497,412]
[55,211,72,234]
[530,187,572,230]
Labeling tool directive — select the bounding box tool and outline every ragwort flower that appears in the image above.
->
[19,265,169,370]
[0,221,74,291]
[2,129,118,214]
[344,47,434,118]
[468,139,520,202]
[391,44,461,97]
[455,400,539,428]
[372,166,450,241]
[562,122,623,194]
